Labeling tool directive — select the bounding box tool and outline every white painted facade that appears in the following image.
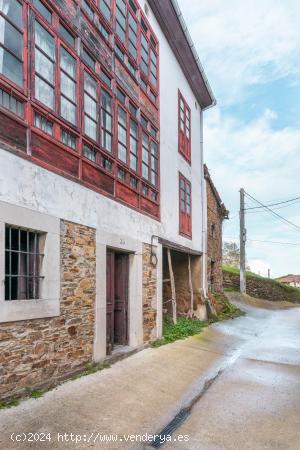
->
[0,0,209,359]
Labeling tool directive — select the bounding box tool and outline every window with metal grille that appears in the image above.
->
[0,0,24,87]
[5,226,44,301]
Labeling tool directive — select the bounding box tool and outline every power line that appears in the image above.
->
[224,237,300,247]
[245,195,300,211]
[244,191,300,232]
[245,198,300,214]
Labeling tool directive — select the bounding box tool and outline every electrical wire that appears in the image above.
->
[244,191,300,232]
[245,195,300,211]
[224,237,300,247]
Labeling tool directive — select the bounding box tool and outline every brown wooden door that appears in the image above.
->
[106,251,129,354]
[106,252,115,355]
[114,253,129,345]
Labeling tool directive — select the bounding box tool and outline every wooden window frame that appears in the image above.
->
[178,90,191,163]
[0,0,27,93]
[0,0,160,220]
[179,173,192,238]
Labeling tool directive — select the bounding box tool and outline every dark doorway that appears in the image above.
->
[106,251,129,355]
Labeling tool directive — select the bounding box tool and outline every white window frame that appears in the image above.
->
[0,201,60,322]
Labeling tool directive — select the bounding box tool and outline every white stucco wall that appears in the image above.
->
[0,1,206,254]
[139,0,206,254]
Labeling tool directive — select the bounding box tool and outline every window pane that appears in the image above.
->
[85,116,97,140]
[100,0,111,21]
[142,163,148,179]
[83,144,96,162]
[0,47,23,86]
[35,48,54,83]
[60,23,75,48]
[116,22,126,43]
[118,125,126,145]
[101,110,112,132]
[130,154,137,171]
[0,0,22,29]
[84,93,97,119]
[35,22,54,59]
[0,17,23,59]
[61,73,76,101]
[35,75,54,109]
[84,72,97,98]
[82,48,95,70]
[60,47,76,78]
[61,96,76,124]
[33,0,52,23]
[101,89,112,113]
[118,144,127,162]
[101,130,112,152]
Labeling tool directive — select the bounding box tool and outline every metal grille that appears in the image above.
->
[5,226,44,301]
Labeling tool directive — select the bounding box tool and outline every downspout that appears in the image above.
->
[200,110,207,299]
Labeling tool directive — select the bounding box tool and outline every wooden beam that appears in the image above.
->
[167,248,177,324]
[188,255,194,318]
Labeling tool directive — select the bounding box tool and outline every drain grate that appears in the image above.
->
[150,408,190,448]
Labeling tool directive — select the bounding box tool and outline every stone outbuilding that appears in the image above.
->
[204,165,228,293]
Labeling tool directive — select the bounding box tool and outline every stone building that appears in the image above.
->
[204,165,228,293]
[0,0,215,399]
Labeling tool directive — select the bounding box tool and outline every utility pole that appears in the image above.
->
[240,188,246,293]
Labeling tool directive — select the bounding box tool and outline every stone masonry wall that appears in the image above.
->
[0,220,96,400]
[206,178,224,293]
[143,244,157,342]
[223,270,300,303]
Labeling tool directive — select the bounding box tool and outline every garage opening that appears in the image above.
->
[162,247,204,321]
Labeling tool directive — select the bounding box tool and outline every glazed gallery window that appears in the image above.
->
[5,226,44,301]
[178,92,191,161]
[60,46,77,125]
[179,174,192,237]
[0,0,24,87]
[34,21,55,109]
[84,71,112,152]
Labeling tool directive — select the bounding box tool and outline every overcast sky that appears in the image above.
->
[178,0,300,278]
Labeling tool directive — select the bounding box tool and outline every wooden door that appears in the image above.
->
[114,254,129,346]
[106,252,115,355]
[106,252,129,354]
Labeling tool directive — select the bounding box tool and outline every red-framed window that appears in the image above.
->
[0,0,25,89]
[0,0,160,220]
[178,91,191,162]
[83,69,113,152]
[179,173,192,237]
[139,15,158,101]
[115,0,138,62]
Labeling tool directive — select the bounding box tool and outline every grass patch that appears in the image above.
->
[211,292,245,322]
[29,389,48,399]
[0,398,19,409]
[151,317,207,348]
[224,286,240,293]
[222,265,261,279]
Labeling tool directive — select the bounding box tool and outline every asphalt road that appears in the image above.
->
[164,295,300,450]
[0,294,299,450]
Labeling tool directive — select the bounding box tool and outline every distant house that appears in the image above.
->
[277,275,300,288]
[204,165,228,293]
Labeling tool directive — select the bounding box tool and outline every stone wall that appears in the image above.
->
[0,220,96,400]
[142,244,157,342]
[206,177,224,293]
[223,270,300,303]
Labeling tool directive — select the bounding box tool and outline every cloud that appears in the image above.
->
[178,0,300,104]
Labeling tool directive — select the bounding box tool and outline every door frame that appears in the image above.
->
[93,230,145,362]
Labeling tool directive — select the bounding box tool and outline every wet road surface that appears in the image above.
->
[0,295,299,450]
[164,295,300,450]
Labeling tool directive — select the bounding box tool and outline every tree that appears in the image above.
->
[222,242,240,268]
